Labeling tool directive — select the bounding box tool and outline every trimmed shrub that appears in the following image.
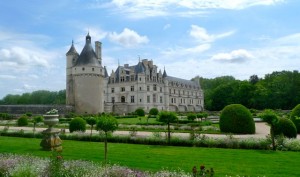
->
[17,115,29,126]
[69,117,86,133]
[290,104,300,133]
[149,108,159,116]
[135,108,145,117]
[187,113,197,121]
[219,104,255,134]
[274,118,297,138]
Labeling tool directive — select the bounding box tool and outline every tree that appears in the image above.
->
[149,108,159,116]
[96,115,118,163]
[135,108,145,117]
[249,75,259,84]
[259,109,278,150]
[86,117,97,137]
[32,115,43,134]
[69,117,86,133]
[290,104,300,133]
[158,111,177,144]
[187,113,196,121]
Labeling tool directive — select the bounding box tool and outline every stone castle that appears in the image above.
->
[66,33,204,114]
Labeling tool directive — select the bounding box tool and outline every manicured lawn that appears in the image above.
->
[0,136,300,176]
[117,117,159,124]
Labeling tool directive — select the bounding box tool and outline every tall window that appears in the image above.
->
[147,85,150,91]
[121,76,125,82]
[121,87,125,92]
[131,96,135,103]
[130,75,134,81]
[153,94,156,103]
[147,95,150,103]
[111,88,114,93]
[153,84,157,91]
[160,87,162,92]
[131,86,134,91]
[160,96,163,103]
[111,97,115,103]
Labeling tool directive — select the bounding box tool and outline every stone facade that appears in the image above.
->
[66,34,204,114]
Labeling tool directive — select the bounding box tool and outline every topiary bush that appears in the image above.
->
[219,104,255,134]
[69,117,86,133]
[17,115,29,126]
[274,118,297,138]
[187,113,197,121]
[290,104,300,133]
[135,108,145,117]
[149,108,159,116]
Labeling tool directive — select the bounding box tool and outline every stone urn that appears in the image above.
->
[40,109,62,151]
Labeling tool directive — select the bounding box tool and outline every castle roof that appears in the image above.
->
[165,76,199,88]
[75,33,101,67]
[66,41,78,55]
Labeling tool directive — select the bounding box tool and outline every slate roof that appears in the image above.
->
[165,76,199,88]
[66,41,78,55]
[75,34,101,67]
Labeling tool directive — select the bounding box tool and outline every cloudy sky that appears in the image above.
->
[0,0,299,99]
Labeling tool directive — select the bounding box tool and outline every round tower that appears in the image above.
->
[71,33,105,114]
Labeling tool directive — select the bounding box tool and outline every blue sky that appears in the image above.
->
[0,0,299,99]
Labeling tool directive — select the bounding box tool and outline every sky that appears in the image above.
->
[0,0,300,99]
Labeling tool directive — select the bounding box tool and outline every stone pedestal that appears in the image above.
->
[40,114,62,151]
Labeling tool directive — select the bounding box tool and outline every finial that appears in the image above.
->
[118,59,120,67]
[72,39,74,45]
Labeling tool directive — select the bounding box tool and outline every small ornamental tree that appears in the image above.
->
[17,115,29,126]
[158,111,177,144]
[259,109,278,150]
[290,104,300,133]
[149,108,159,116]
[32,115,43,133]
[187,113,197,121]
[86,117,97,137]
[219,104,255,134]
[274,117,297,139]
[69,117,86,133]
[135,108,145,117]
[96,115,118,163]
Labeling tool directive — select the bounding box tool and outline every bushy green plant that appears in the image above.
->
[187,113,196,121]
[0,113,13,120]
[86,117,97,137]
[17,115,29,126]
[290,104,300,133]
[158,111,177,144]
[69,117,86,133]
[149,108,159,116]
[219,104,255,134]
[135,108,145,117]
[274,117,297,138]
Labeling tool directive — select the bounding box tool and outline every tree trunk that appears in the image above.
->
[104,132,108,163]
[167,123,171,145]
[90,125,93,137]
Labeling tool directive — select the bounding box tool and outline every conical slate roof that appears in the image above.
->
[75,34,100,67]
[66,41,78,55]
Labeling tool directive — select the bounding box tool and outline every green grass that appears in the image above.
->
[117,117,159,124]
[0,136,300,176]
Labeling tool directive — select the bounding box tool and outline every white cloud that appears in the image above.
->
[93,0,284,18]
[190,25,235,43]
[108,28,149,48]
[0,75,16,79]
[162,44,211,58]
[211,49,254,63]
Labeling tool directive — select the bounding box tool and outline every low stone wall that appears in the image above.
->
[0,105,74,116]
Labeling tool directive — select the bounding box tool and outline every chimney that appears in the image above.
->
[95,41,102,64]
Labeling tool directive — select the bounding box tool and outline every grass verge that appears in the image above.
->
[0,136,300,176]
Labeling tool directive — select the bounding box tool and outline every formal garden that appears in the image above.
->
[1,104,300,176]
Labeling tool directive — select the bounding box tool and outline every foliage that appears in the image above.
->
[0,113,13,120]
[187,113,197,121]
[219,104,255,134]
[274,118,297,138]
[149,108,159,116]
[32,116,43,133]
[290,104,300,133]
[0,89,66,105]
[197,70,300,111]
[158,111,177,144]
[96,115,118,163]
[135,108,145,117]
[69,117,86,133]
[85,117,97,137]
[259,109,278,150]
[17,115,29,126]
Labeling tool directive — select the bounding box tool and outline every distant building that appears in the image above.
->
[66,33,204,114]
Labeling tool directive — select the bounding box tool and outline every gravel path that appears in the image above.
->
[1,122,299,139]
